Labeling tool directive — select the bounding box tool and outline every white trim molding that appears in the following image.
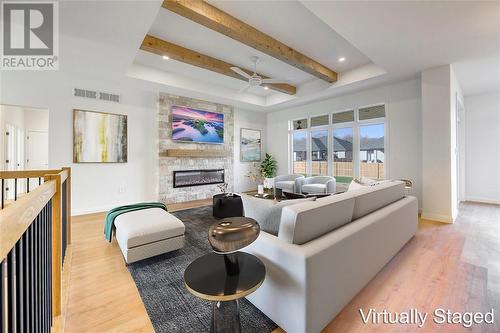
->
[465,197,500,205]
[420,212,454,223]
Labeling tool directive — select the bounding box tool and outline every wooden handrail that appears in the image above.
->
[0,167,71,324]
[0,169,62,179]
[0,180,56,261]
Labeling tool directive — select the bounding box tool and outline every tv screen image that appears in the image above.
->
[171,105,224,144]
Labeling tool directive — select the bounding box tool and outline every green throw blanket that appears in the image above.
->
[104,202,167,242]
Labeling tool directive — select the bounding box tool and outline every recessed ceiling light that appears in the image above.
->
[263,86,269,90]
[338,57,346,62]
[162,55,169,60]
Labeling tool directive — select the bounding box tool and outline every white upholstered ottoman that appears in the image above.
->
[114,208,185,264]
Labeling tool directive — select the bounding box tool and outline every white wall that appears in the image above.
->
[450,66,464,218]
[421,65,464,223]
[1,70,159,215]
[465,91,500,204]
[1,70,267,214]
[233,108,266,192]
[265,78,423,207]
[24,108,49,132]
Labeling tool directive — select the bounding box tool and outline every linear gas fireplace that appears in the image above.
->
[173,169,225,188]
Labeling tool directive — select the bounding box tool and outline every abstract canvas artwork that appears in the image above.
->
[240,128,261,162]
[73,109,127,163]
[171,105,224,144]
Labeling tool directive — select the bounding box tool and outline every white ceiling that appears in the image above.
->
[131,0,384,108]
[301,0,500,97]
[208,0,371,73]
[134,50,273,97]
[48,1,500,111]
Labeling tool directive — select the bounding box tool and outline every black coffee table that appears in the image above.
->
[184,252,266,333]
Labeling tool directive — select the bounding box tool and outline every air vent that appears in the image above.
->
[99,92,120,103]
[74,88,120,103]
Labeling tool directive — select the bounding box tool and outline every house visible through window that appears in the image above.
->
[289,105,386,183]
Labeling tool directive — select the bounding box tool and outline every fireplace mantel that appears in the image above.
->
[160,149,229,158]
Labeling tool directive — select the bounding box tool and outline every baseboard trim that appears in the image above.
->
[465,196,500,205]
[420,212,453,223]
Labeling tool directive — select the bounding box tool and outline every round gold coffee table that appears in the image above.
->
[184,252,265,333]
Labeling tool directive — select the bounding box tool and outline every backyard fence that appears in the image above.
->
[293,161,384,180]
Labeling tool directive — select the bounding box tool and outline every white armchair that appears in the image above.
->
[274,174,305,194]
[301,176,336,194]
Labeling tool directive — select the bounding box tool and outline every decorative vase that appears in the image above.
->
[263,177,275,189]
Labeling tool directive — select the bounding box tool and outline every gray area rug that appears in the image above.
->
[128,206,278,333]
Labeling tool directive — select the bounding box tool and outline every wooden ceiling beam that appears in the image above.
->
[140,34,297,95]
[162,0,338,83]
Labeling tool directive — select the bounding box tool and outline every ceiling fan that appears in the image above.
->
[230,56,288,93]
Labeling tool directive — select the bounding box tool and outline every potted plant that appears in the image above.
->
[260,153,277,189]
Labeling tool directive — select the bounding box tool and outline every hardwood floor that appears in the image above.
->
[64,202,500,332]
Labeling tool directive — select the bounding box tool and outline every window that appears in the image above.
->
[359,105,385,121]
[311,130,328,175]
[311,115,329,127]
[360,123,385,179]
[292,131,307,175]
[333,127,353,183]
[292,118,308,130]
[289,105,386,183]
[332,110,354,124]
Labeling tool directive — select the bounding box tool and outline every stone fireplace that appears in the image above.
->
[173,169,225,188]
[158,93,234,204]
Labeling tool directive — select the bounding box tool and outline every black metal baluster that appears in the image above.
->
[40,211,45,333]
[9,247,17,333]
[1,258,8,333]
[15,237,23,333]
[29,225,34,333]
[35,218,39,333]
[38,215,42,333]
[42,207,50,333]
[23,232,29,333]
[14,179,17,201]
[26,178,29,194]
[48,201,53,328]
[38,177,41,186]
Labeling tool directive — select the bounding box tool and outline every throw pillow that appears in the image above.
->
[240,194,316,236]
[348,179,366,191]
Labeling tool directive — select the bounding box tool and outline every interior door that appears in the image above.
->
[26,131,48,169]
[26,131,49,189]
[4,124,25,199]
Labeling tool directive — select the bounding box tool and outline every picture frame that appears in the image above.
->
[240,128,261,162]
[73,109,128,163]
[171,105,224,144]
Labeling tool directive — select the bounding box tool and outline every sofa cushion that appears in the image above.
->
[347,180,366,192]
[114,208,185,248]
[302,183,326,194]
[275,180,295,192]
[279,192,355,244]
[241,194,316,236]
[351,181,405,220]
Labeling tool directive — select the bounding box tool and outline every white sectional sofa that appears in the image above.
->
[242,181,418,333]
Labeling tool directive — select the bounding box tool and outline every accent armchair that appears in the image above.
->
[274,174,305,194]
[301,176,336,194]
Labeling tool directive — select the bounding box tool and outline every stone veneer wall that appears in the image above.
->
[158,93,234,204]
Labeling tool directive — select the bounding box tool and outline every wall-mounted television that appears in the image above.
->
[171,105,224,144]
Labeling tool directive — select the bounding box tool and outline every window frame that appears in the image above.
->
[288,104,389,181]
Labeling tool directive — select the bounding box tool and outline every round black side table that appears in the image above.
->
[184,252,265,333]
